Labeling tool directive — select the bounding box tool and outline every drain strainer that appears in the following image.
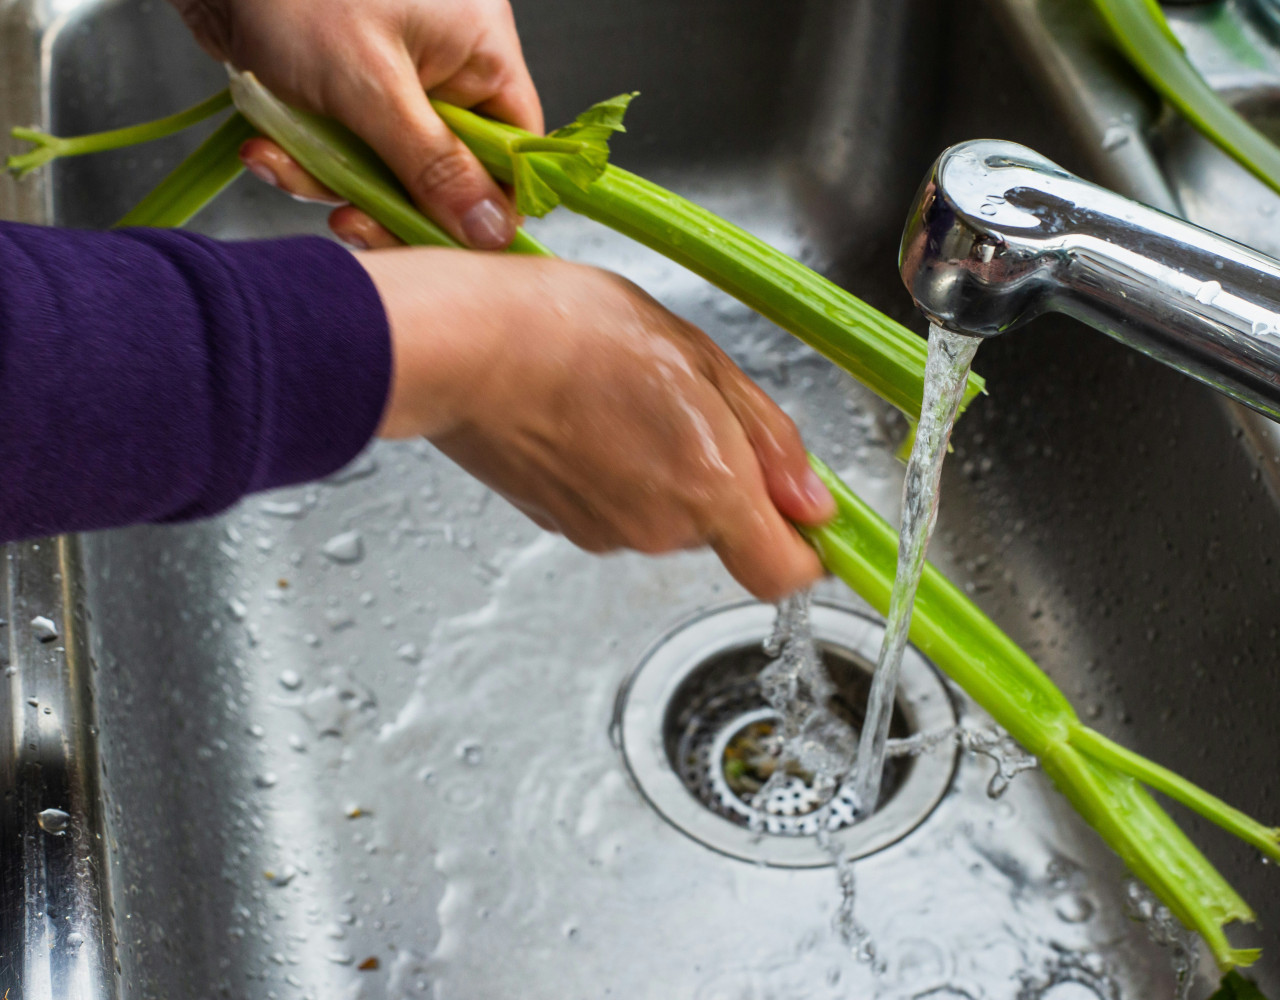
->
[615,601,958,867]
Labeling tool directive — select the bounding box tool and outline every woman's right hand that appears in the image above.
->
[357,248,833,601]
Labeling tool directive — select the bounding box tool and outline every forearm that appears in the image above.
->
[0,222,390,542]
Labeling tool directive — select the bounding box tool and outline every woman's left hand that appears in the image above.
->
[171,0,542,250]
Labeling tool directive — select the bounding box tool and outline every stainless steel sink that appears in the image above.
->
[2,0,1279,997]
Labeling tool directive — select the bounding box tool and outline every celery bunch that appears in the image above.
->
[9,76,1279,971]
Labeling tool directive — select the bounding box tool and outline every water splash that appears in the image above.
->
[849,325,981,815]
[815,826,880,968]
[959,729,1039,799]
[1123,880,1200,1000]
[756,591,854,796]
[886,725,1039,799]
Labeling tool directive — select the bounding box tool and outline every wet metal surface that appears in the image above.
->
[1,0,1278,997]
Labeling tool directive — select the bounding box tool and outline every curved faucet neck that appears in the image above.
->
[900,139,1280,421]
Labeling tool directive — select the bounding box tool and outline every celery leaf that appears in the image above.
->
[1212,972,1269,1000]
[550,92,636,190]
[507,92,638,215]
[511,152,560,217]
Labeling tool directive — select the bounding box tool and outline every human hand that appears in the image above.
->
[357,248,835,601]
[172,0,540,249]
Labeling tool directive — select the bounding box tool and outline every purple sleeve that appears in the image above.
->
[0,222,392,542]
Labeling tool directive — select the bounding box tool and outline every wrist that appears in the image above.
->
[356,247,505,440]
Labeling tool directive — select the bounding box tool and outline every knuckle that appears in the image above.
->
[466,50,508,89]
[411,143,478,202]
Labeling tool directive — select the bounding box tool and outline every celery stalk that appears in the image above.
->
[1089,0,1280,196]
[225,70,979,420]
[7,89,233,179]
[114,112,257,228]
[431,99,981,421]
[1069,724,1280,864]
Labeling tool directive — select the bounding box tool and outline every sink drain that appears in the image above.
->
[615,601,958,867]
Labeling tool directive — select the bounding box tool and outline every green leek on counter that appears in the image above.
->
[9,79,1279,970]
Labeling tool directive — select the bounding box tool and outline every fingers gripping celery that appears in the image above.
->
[11,78,1280,971]
[226,71,551,256]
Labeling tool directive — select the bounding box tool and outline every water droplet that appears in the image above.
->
[279,669,303,691]
[1253,318,1280,339]
[1102,124,1130,151]
[326,952,354,965]
[397,642,422,664]
[227,598,248,621]
[457,741,484,766]
[1194,280,1221,305]
[322,531,364,564]
[266,865,297,887]
[326,453,379,485]
[325,609,355,631]
[30,616,58,642]
[67,931,84,949]
[1054,893,1096,924]
[260,499,306,519]
[37,807,70,835]
[255,772,279,789]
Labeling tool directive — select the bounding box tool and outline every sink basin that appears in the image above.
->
[2,0,1278,996]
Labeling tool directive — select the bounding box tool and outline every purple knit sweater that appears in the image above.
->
[0,222,392,542]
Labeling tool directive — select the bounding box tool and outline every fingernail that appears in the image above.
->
[802,468,834,512]
[341,233,370,251]
[461,198,514,250]
[244,160,279,188]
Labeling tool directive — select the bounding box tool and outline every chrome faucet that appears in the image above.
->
[899,139,1280,421]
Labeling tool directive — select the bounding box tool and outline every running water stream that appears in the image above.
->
[847,323,981,815]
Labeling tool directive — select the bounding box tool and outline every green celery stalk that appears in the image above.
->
[115,112,258,228]
[7,89,233,179]
[225,69,976,420]
[430,98,980,421]
[1089,0,1280,196]
[804,455,1273,969]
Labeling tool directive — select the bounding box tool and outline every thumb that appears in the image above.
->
[338,66,517,250]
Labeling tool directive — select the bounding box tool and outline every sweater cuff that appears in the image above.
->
[220,236,392,494]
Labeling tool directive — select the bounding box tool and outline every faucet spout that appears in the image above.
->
[899,139,1280,420]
